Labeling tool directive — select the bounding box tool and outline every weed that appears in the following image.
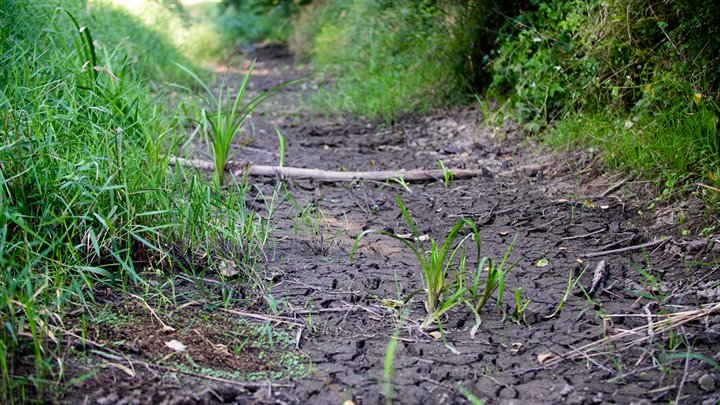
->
[177,62,302,187]
[438,160,454,188]
[276,129,286,167]
[383,309,409,405]
[292,202,335,255]
[457,385,485,405]
[546,265,588,319]
[386,174,412,193]
[511,288,531,326]
[350,196,517,329]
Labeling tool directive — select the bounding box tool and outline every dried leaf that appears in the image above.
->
[537,353,552,364]
[429,331,442,341]
[218,259,239,278]
[165,339,186,352]
[103,360,135,377]
[445,344,460,355]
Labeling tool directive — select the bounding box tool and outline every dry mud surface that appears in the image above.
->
[62,47,720,404]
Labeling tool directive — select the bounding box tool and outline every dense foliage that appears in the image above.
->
[0,1,264,401]
[275,0,720,195]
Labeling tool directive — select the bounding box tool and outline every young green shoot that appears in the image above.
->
[383,309,409,405]
[438,159,454,188]
[276,129,286,167]
[177,61,303,187]
[386,174,412,193]
[546,265,588,319]
[350,196,479,328]
[511,288,531,326]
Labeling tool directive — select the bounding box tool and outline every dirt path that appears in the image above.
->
[64,47,720,405]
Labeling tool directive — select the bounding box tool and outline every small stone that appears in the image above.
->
[522,164,542,177]
[560,384,573,396]
[699,373,716,392]
[687,239,707,252]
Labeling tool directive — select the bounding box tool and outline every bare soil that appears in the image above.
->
[58,46,720,405]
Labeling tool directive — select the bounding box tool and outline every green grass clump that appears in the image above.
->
[488,0,720,194]
[350,196,517,330]
[0,1,273,401]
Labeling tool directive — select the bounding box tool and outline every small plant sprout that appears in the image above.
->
[350,196,477,328]
[177,61,303,187]
[383,308,409,405]
[438,159,454,188]
[276,128,286,167]
[350,196,518,330]
[546,265,588,319]
[386,173,412,193]
[511,288,531,325]
[468,235,518,315]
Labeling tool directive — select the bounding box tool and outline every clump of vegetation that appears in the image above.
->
[279,0,720,201]
[349,196,517,329]
[288,0,516,122]
[0,1,274,401]
[177,61,301,187]
[489,0,720,195]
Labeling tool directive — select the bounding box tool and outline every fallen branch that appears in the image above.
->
[169,157,488,183]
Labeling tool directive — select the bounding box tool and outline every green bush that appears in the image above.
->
[488,0,720,191]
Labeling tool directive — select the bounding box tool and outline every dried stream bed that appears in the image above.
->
[62,47,720,404]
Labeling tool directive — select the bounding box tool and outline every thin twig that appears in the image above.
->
[526,215,566,233]
[561,227,607,241]
[599,178,627,197]
[129,293,175,333]
[222,308,304,328]
[674,331,691,405]
[582,238,670,258]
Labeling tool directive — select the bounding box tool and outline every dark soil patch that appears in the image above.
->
[58,45,720,404]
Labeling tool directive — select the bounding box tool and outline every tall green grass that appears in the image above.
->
[488,0,720,195]
[0,1,271,401]
[290,0,471,122]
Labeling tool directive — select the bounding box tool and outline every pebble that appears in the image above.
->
[699,373,716,392]
[560,384,574,396]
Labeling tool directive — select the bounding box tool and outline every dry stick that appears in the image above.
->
[526,215,566,233]
[289,304,383,319]
[222,308,305,328]
[582,238,670,258]
[696,182,720,193]
[599,178,628,197]
[150,362,295,389]
[169,157,487,183]
[674,331,691,405]
[547,302,720,366]
[129,293,175,333]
